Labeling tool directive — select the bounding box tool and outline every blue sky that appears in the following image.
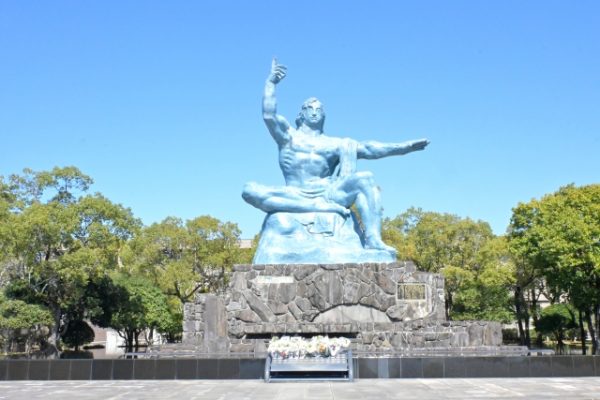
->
[1,1,598,237]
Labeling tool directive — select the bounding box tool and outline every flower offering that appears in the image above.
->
[268,335,351,359]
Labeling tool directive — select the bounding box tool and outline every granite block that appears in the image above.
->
[508,356,530,377]
[377,358,389,378]
[239,359,265,379]
[358,358,378,378]
[552,356,574,377]
[7,360,28,380]
[422,358,444,378]
[388,358,401,378]
[0,361,7,380]
[176,359,198,379]
[571,356,595,377]
[529,357,553,377]
[28,360,49,380]
[49,360,71,380]
[464,357,508,378]
[91,360,113,380]
[155,359,176,379]
[218,359,240,379]
[69,360,92,380]
[401,358,423,378]
[444,357,465,378]
[133,359,155,380]
[197,359,219,379]
[112,360,134,380]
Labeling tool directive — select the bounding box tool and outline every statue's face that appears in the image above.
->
[301,100,324,128]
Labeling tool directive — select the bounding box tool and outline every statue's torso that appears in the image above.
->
[279,130,342,187]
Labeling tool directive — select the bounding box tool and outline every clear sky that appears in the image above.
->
[1,1,598,238]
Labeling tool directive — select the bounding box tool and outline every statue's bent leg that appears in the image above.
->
[329,172,396,255]
[242,182,349,215]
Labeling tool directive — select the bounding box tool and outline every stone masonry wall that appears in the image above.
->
[182,262,503,353]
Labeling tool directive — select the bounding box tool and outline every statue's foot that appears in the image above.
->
[364,236,397,256]
[315,199,350,217]
[332,205,351,217]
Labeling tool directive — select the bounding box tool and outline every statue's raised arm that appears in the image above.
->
[357,138,430,160]
[263,58,291,146]
[244,59,431,264]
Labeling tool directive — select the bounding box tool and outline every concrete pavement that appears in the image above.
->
[1,378,600,399]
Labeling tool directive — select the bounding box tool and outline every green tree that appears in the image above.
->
[383,208,511,321]
[0,178,17,285]
[96,273,175,352]
[128,215,243,307]
[452,236,515,323]
[535,303,577,354]
[0,293,53,355]
[507,200,549,347]
[508,184,600,353]
[9,166,93,206]
[61,319,95,352]
[1,167,140,356]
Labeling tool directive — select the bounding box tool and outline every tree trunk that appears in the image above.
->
[445,290,453,321]
[2,330,10,354]
[518,288,531,347]
[44,307,62,359]
[516,317,525,346]
[530,287,543,348]
[146,327,154,347]
[579,309,587,355]
[595,304,600,355]
[584,309,598,355]
[25,335,31,357]
[524,319,531,347]
[514,286,526,346]
[125,330,134,353]
[556,331,565,355]
[134,330,140,352]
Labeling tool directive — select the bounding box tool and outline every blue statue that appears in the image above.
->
[243,59,429,264]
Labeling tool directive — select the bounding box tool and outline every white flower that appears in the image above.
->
[268,335,351,358]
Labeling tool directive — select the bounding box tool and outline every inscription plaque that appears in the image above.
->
[397,283,426,300]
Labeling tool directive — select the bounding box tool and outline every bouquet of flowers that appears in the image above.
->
[268,335,351,359]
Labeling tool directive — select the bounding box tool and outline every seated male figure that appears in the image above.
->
[243,59,429,254]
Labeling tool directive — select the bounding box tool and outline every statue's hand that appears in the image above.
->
[410,139,430,151]
[268,58,287,84]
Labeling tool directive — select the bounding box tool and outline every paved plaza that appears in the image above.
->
[1,378,599,399]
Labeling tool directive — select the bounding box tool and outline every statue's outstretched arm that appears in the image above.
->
[357,138,429,160]
[263,58,291,146]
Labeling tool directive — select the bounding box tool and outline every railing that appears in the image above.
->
[122,349,266,359]
[528,348,556,356]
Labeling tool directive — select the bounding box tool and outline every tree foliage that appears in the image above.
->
[127,215,243,306]
[0,167,140,355]
[383,208,514,322]
[1,166,252,355]
[508,184,600,353]
[535,303,577,354]
[61,319,95,351]
[94,273,175,352]
[0,293,53,354]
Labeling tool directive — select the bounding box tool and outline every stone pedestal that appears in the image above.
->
[183,294,229,353]
[182,262,505,354]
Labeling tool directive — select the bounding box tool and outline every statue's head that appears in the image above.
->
[296,97,325,131]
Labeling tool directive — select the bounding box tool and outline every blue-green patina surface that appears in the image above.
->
[243,60,429,264]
